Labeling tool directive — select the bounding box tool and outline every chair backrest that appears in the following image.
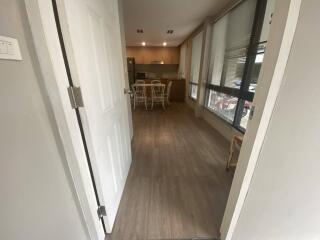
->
[135,79,145,84]
[151,84,165,98]
[166,81,173,96]
[151,80,161,84]
[132,84,146,97]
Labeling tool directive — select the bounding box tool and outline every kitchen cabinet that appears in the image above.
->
[126,47,180,64]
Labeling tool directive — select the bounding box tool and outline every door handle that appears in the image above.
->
[124,88,133,98]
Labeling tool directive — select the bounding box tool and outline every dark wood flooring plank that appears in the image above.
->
[107,103,233,240]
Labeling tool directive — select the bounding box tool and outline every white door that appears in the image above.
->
[58,0,132,232]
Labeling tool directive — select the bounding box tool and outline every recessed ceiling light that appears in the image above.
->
[163,42,167,46]
[141,42,146,46]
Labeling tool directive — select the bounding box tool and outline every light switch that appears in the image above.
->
[0,41,7,54]
[0,36,22,60]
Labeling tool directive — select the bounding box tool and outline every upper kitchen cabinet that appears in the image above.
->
[126,47,180,64]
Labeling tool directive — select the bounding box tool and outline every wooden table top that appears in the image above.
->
[132,83,165,87]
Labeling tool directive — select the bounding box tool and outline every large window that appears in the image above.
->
[205,0,275,131]
[189,31,203,100]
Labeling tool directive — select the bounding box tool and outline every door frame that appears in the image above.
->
[24,0,301,240]
[25,0,108,239]
[25,0,132,237]
[220,0,301,239]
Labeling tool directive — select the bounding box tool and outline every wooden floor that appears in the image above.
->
[107,103,233,240]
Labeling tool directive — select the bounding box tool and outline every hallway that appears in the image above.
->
[107,103,234,240]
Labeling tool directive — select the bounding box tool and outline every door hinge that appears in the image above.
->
[249,105,255,120]
[67,86,84,109]
[97,205,107,219]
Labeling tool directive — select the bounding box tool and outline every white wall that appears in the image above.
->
[202,108,243,140]
[0,1,88,239]
[231,0,320,239]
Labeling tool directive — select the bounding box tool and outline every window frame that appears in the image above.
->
[205,0,268,132]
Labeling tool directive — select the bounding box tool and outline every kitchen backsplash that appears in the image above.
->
[135,64,179,79]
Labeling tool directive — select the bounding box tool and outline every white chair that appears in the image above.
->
[151,84,166,110]
[151,80,161,84]
[132,84,147,110]
[151,80,162,97]
[226,135,243,171]
[164,81,173,105]
[135,79,145,84]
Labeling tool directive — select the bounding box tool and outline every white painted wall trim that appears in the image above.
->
[25,0,105,239]
[220,0,302,239]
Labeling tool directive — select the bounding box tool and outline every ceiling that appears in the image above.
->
[123,0,234,47]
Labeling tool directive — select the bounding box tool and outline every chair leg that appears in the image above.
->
[133,98,136,110]
[144,98,148,110]
[226,137,235,171]
[162,99,165,109]
[226,151,233,171]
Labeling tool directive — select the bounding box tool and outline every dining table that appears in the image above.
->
[131,83,166,98]
[131,83,166,87]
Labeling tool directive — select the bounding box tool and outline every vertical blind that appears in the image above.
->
[188,31,203,99]
[179,43,187,78]
[209,0,257,89]
[190,31,203,84]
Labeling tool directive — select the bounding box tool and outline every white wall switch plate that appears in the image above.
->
[0,36,22,60]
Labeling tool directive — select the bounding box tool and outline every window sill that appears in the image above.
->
[204,106,245,134]
[188,96,197,102]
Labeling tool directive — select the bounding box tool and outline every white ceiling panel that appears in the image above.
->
[123,0,234,46]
